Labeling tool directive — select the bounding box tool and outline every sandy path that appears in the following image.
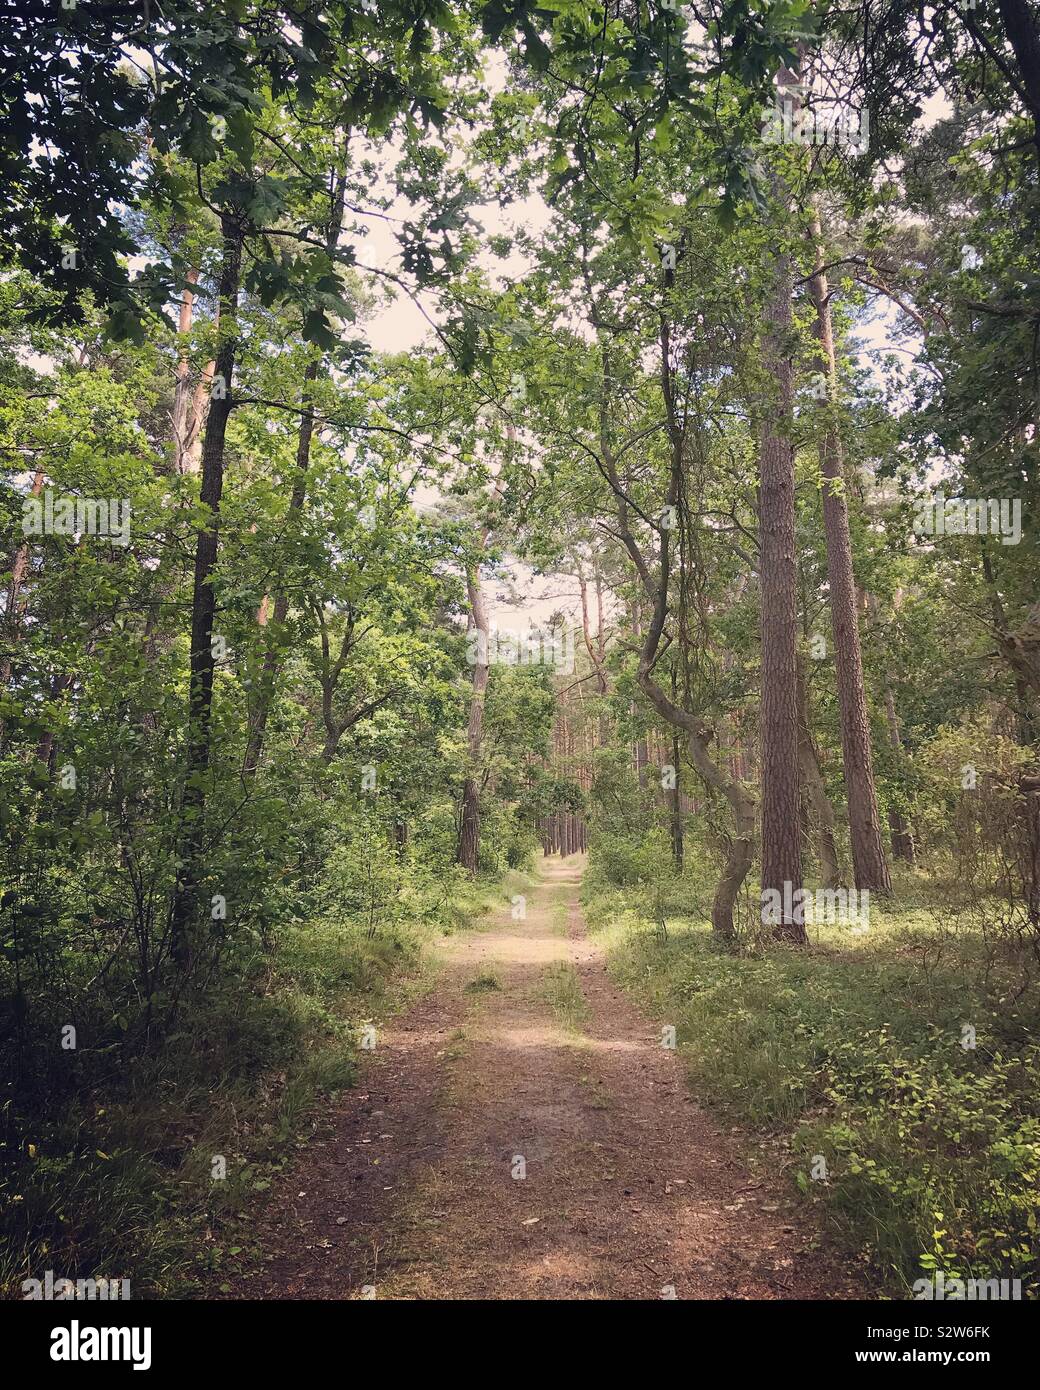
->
[218,857,864,1300]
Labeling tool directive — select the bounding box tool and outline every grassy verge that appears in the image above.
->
[582,869,1040,1298]
[0,872,517,1299]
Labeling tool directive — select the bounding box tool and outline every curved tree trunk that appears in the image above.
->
[590,280,757,943]
[636,661,754,943]
[681,709,755,942]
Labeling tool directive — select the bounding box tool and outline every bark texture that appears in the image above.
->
[807,206,891,893]
[758,82,805,939]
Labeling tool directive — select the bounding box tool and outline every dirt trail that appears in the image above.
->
[220,857,864,1300]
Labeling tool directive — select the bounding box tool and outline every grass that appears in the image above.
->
[539,960,590,1032]
[582,865,1040,1298]
[0,877,498,1300]
[465,969,502,993]
[549,900,570,936]
[458,868,538,935]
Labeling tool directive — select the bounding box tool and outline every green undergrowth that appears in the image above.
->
[0,870,519,1300]
[582,866,1040,1299]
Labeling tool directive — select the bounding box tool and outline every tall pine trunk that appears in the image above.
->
[758,69,805,940]
[807,205,891,893]
[797,654,842,888]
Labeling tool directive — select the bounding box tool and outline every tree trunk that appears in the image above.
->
[593,281,755,942]
[882,685,916,863]
[669,731,684,871]
[996,0,1040,158]
[393,815,408,862]
[636,668,753,941]
[631,596,649,789]
[242,357,320,776]
[758,67,805,940]
[457,555,490,874]
[797,655,842,888]
[169,215,243,970]
[686,720,755,941]
[578,568,611,746]
[171,267,202,474]
[1,467,45,714]
[807,204,891,893]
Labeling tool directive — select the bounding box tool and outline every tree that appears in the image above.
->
[756,60,806,941]
[806,204,891,893]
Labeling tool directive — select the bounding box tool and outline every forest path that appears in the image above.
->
[222,856,863,1300]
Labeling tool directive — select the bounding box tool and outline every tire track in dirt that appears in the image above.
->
[216,857,866,1300]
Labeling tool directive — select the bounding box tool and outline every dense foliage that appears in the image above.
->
[2,0,1039,1298]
